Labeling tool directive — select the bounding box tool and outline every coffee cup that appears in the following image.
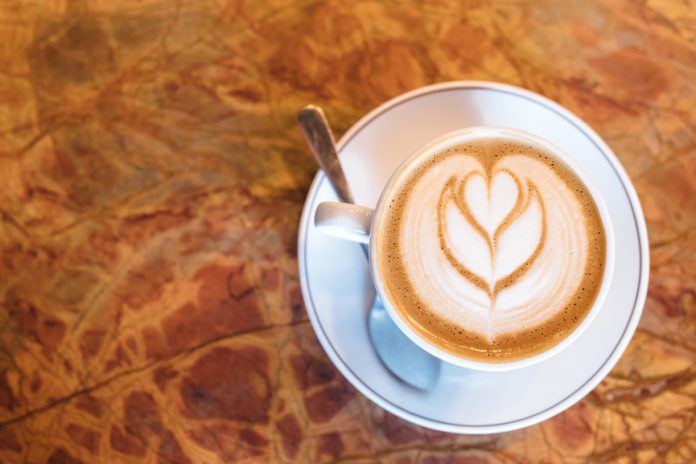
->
[314,126,615,371]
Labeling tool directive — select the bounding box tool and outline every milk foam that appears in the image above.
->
[378,138,606,360]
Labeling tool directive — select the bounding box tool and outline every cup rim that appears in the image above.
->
[368,125,616,372]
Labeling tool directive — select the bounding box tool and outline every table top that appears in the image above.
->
[0,1,694,463]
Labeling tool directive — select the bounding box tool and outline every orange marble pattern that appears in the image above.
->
[0,0,694,462]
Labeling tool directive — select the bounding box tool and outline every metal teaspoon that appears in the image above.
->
[298,105,441,390]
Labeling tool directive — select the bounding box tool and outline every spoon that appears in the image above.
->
[298,105,441,390]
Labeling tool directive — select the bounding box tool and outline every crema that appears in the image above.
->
[376,136,606,362]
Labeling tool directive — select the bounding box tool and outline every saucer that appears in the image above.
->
[297,81,649,434]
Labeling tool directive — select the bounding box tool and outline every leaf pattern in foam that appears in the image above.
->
[438,167,546,301]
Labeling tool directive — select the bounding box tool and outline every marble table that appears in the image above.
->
[0,1,694,462]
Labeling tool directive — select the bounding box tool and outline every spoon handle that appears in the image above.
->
[298,105,355,204]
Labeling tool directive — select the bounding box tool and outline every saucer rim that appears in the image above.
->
[297,80,649,434]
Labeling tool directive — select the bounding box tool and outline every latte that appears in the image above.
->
[376,135,606,362]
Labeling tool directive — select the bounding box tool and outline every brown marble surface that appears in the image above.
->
[0,0,694,462]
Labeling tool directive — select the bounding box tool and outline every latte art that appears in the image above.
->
[437,165,548,338]
[377,136,606,362]
[439,170,546,298]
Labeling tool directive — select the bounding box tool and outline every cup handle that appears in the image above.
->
[314,202,373,244]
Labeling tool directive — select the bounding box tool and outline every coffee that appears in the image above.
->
[376,135,606,362]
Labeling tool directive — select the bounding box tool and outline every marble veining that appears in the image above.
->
[0,0,694,462]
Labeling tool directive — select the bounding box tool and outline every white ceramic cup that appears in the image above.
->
[314,126,615,371]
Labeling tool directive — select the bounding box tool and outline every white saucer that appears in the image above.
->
[298,81,649,434]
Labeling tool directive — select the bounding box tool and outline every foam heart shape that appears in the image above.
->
[463,170,519,239]
[440,167,545,297]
